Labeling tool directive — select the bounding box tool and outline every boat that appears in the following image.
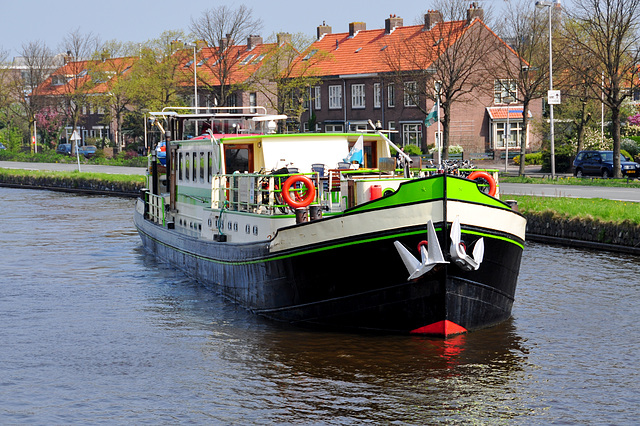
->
[134,106,526,337]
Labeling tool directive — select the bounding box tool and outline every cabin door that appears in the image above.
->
[223,144,254,173]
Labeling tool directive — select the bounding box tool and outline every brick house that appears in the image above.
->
[297,7,542,159]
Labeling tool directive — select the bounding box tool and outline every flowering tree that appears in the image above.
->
[35,107,65,148]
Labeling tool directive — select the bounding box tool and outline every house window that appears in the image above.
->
[373,83,381,108]
[388,121,397,143]
[325,123,344,132]
[249,92,257,113]
[329,85,342,109]
[314,86,321,110]
[402,123,423,147]
[494,79,517,104]
[404,81,418,107]
[493,121,522,149]
[351,84,365,109]
[387,83,395,107]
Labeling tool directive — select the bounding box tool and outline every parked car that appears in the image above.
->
[77,145,97,158]
[56,143,72,155]
[573,150,640,178]
[0,142,6,150]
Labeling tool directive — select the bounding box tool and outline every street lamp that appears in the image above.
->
[185,42,198,110]
[536,0,556,178]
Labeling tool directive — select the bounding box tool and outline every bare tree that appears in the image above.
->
[561,0,640,178]
[501,0,550,175]
[248,32,325,130]
[57,28,103,149]
[189,5,263,106]
[384,1,504,158]
[8,40,55,151]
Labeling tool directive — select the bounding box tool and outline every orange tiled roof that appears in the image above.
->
[177,42,280,86]
[36,57,137,96]
[486,106,532,120]
[292,19,471,77]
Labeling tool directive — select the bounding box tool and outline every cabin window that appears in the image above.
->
[200,152,205,182]
[193,152,198,182]
[185,152,190,181]
[207,152,213,183]
[224,144,253,173]
[178,152,183,181]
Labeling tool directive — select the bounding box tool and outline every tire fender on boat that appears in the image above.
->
[467,171,497,197]
[281,175,316,209]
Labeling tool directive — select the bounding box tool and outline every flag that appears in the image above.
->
[345,134,364,164]
[425,103,438,127]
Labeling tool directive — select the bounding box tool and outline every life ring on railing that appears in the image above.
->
[467,171,497,197]
[281,175,316,209]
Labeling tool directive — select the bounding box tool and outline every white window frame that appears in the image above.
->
[402,123,423,147]
[494,79,518,104]
[329,85,342,109]
[387,83,395,108]
[351,84,365,109]
[373,83,381,108]
[325,123,344,132]
[314,86,321,110]
[404,81,418,107]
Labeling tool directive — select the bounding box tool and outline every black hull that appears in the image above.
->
[134,206,523,337]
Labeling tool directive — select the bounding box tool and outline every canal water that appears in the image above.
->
[0,187,638,424]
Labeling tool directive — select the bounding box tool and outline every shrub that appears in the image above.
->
[621,138,640,157]
[541,143,575,173]
[514,152,543,166]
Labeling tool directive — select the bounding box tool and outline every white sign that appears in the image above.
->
[548,90,561,105]
[70,130,81,141]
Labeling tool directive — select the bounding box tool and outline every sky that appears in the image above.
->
[1,0,509,60]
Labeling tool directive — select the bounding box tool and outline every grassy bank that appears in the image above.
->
[502,175,640,188]
[509,194,640,225]
[0,168,145,185]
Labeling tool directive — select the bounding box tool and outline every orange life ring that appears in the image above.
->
[467,171,497,197]
[281,175,316,209]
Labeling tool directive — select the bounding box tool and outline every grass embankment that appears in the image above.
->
[0,168,145,184]
[508,195,640,225]
[501,175,640,188]
[0,168,145,196]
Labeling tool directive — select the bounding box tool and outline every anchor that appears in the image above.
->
[394,220,448,280]
[449,216,484,271]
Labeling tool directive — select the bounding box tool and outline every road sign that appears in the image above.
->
[548,90,561,105]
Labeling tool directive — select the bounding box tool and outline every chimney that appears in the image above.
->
[277,32,292,46]
[424,10,443,30]
[349,22,366,37]
[219,33,233,51]
[64,50,73,64]
[467,2,484,23]
[317,21,332,40]
[385,14,403,34]
[247,35,263,50]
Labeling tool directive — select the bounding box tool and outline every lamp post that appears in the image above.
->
[185,42,198,110]
[536,0,556,178]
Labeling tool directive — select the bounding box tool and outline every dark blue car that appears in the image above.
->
[573,150,640,178]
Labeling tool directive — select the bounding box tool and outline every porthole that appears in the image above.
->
[228,221,232,231]
[253,226,259,236]
[233,222,238,232]
[245,224,251,234]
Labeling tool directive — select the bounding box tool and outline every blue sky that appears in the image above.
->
[1,1,443,59]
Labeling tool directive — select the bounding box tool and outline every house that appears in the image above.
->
[297,6,542,159]
[37,55,138,148]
